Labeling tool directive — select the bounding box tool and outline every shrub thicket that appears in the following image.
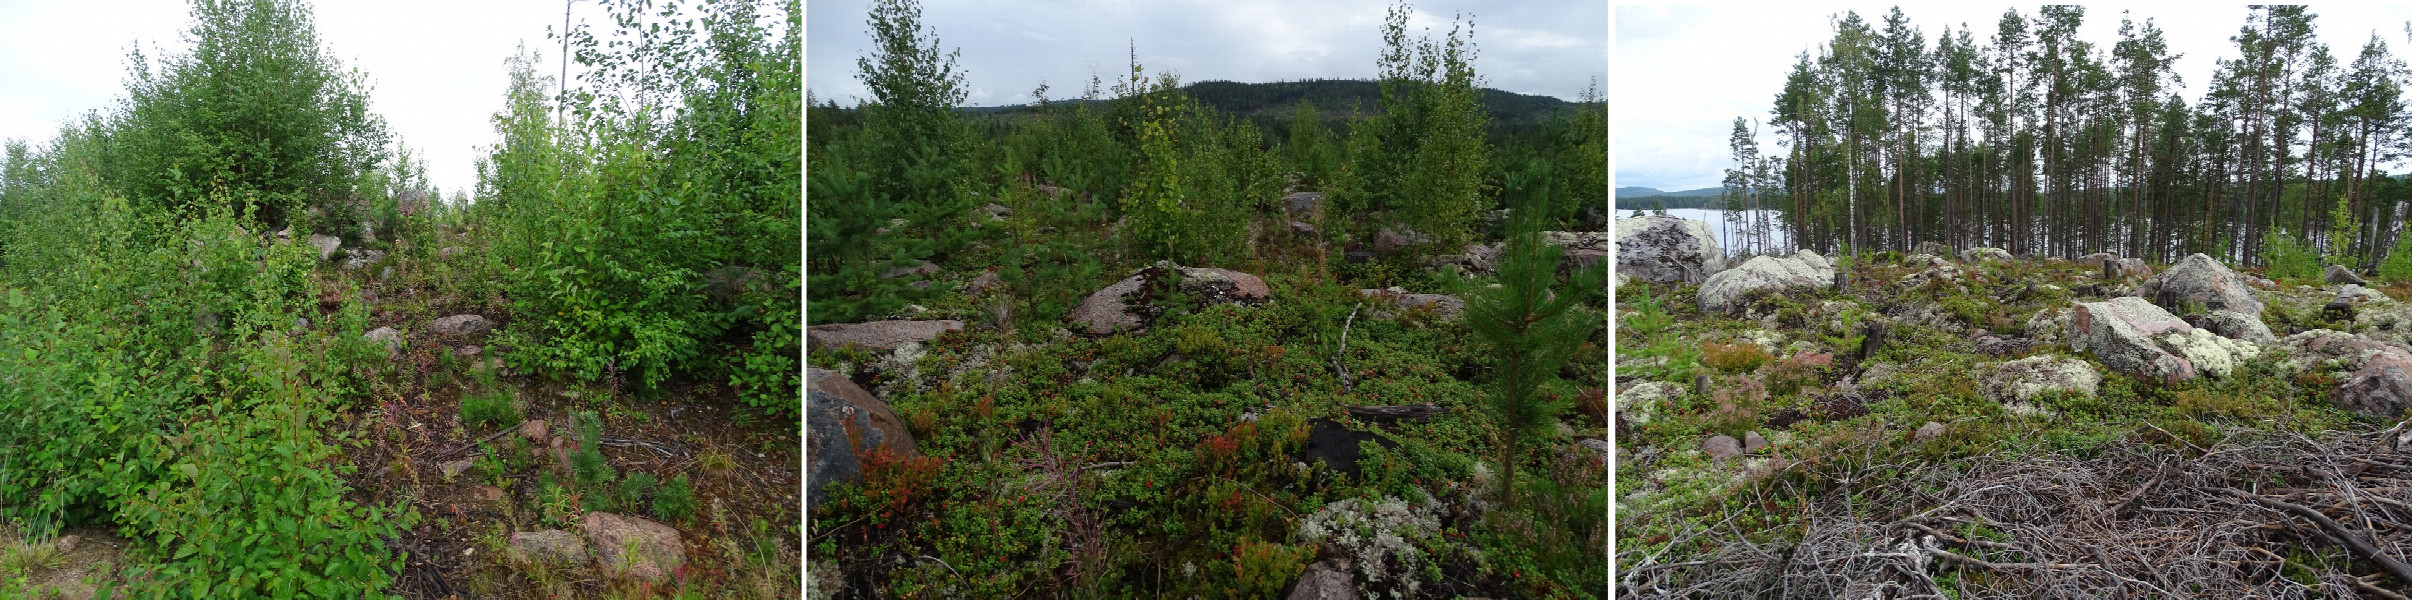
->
[102,0,390,235]
[481,0,802,413]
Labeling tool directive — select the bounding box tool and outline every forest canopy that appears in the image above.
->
[1717,5,2412,275]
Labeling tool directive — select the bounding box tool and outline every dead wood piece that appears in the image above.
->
[1345,403,1445,422]
[2225,487,2412,586]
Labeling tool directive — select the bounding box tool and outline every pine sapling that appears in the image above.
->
[1466,160,1603,511]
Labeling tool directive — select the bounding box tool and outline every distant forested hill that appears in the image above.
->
[1614,186,1728,210]
[955,79,1596,124]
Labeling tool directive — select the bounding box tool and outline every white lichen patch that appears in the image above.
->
[1297,495,1442,599]
[1980,355,2099,405]
[2157,329,2258,378]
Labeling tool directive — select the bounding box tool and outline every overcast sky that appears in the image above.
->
[0,0,621,197]
[1617,3,2412,193]
[806,0,1607,108]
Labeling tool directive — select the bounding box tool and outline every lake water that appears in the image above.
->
[1622,208,1791,254]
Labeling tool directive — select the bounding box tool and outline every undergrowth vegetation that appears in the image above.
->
[1614,251,2389,597]
[807,0,1606,597]
[0,0,801,596]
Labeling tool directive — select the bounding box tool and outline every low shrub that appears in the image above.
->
[653,474,696,523]
[459,391,518,431]
[1700,341,1772,373]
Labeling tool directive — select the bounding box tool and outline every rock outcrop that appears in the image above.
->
[806,320,964,352]
[1697,250,1833,314]
[1614,216,1725,284]
[2135,253,2276,345]
[806,368,920,512]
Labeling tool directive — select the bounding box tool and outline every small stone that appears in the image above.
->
[1916,421,1947,442]
[473,485,507,502]
[1289,220,1317,235]
[1742,431,1768,453]
[51,534,78,554]
[455,345,482,358]
[307,234,342,261]
[520,419,549,443]
[363,327,402,357]
[431,314,491,336]
[439,459,474,481]
[1286,557,1355,600]
[1701,435,1743,458]
[964,271,1004,297]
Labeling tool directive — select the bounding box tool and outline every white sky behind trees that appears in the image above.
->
[806,0,1609,107]
[0,0,620,197]
[1616,3,2412,193]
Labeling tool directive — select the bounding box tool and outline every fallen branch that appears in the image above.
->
[2224,487,2412,585]
[1333,302,1361,393]
[1344,403,1445,422]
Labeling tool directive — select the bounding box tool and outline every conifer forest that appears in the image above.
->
[807,0,1607,597]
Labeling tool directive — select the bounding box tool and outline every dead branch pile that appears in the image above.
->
[1621,424,2412,599]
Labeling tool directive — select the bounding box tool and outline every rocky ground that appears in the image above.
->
[0,226,804,599]
[806,188,1610,598]
[1616,216,2412,598]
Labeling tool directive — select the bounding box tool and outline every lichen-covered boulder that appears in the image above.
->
[1961,247,2013,262]
[2067,297,2203,383]
[2272,330,2412,419]
[2337,284,2391,305]
[1900,263,1966,291]
[806,368,919,513]
[1616,380,1687,425]
[1615,216,1725,284]
[2327,264,2371,285]
[1374,226,1432,253]
[1071,263,1270,335]
[1981,355,2100,405]
[1697,250,1832,314]
[1430,243,1501,276]
[2136,253,2276,345]
[2339,352,2412,420]
[2110,258,2151,279]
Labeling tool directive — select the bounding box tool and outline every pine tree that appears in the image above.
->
[1467,159,1602,511]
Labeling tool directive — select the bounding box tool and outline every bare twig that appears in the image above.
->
[2224,487,2412,585]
